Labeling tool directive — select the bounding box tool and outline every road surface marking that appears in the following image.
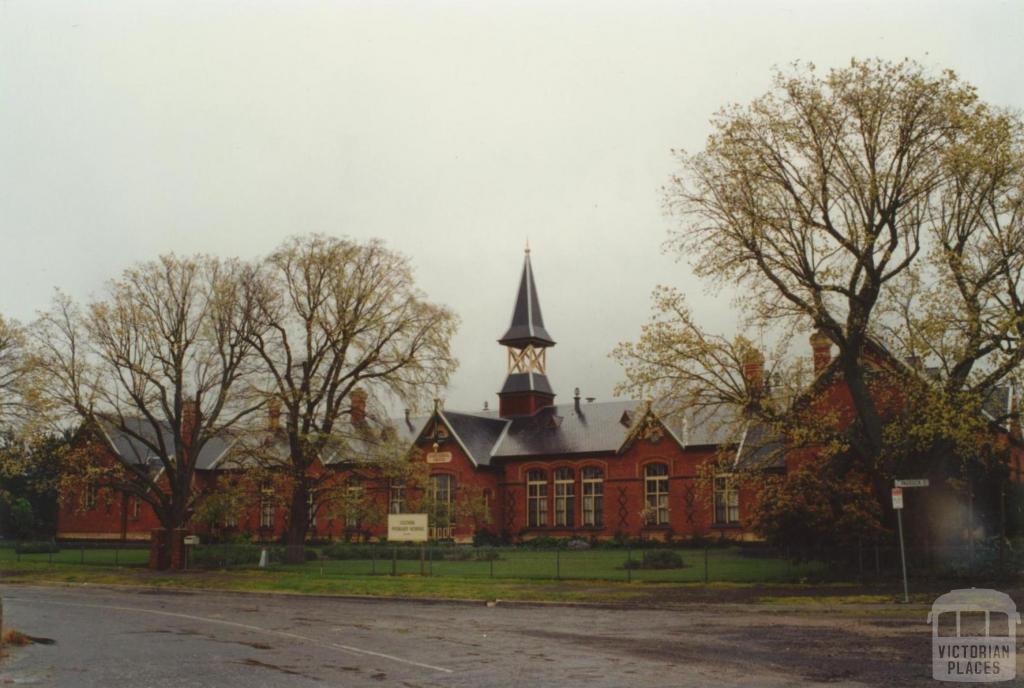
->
[17,596,454,674]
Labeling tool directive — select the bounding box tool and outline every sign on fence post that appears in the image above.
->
[387,514,428,543]
[892,483,909,602]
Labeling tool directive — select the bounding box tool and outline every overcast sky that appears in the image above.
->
[1,0,1022,413]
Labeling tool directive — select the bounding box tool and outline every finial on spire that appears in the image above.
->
[525,238,530,255]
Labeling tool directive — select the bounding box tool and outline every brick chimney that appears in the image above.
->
[742,349,765,390]
[809,330,832,373]
[267,398,281,432]
[181,399,200,443]
[351,388,367,425]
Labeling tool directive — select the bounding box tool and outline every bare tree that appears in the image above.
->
[237,235,458,562]
[620,60,1024,482]
[33,255,261,567]
[0,315,28,428]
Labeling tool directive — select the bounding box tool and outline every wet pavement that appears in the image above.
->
[0,585,965,686]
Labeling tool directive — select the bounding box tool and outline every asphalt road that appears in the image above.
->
[0,585,951,687]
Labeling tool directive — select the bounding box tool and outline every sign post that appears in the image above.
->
[892,487,909,603]
[388,514,428,577]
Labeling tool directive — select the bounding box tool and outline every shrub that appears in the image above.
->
[623,550,685,570]
[520,536,561,549]
[190,543,314,568]
[472,529,506,547]
[14,540,59,554]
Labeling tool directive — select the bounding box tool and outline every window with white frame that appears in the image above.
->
[429,474,454,529]
[553,467,575,527]
[389,479,406,514]
[82,484,98,510]
[260,497,274,529]
[713,475,740,525]
[307,491,317,528]
[345,479,364,529]
[644,463,669,525]
[527,469,547,528]
[581,467,603,527]
[259,481,275,529]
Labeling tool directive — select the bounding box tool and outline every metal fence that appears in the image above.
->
[2,540,1018,584]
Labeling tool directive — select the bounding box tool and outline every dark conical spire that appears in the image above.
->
[498,248,556,348]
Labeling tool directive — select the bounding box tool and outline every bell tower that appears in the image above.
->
[498,247,556,417]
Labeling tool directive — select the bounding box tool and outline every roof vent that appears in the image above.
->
[620,410,632,426]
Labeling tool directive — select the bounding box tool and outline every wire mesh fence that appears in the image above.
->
[1,540,1018,583]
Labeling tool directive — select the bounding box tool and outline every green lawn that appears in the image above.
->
[0,544,150,567]
[0,544,828,583]
[290,547,827,583]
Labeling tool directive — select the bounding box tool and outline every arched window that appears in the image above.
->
[554,468,575,527]
[644,463,669,525]
[581,467,603,527]
[527,469,548,528]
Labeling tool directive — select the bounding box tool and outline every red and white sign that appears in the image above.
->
[891,487,904,510]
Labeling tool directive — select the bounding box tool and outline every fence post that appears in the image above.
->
[489,553,494,578]
[48,548,53,566]
[391,546,397,576]
[15,545,19,563]
[420,546,425,577]
[704,546,709,584]
[371,546,377,575]
[80,544,85,565]
[556,548,560,580]
[627,547,632,583]
[429,545,433,576]
[115,542,120,567]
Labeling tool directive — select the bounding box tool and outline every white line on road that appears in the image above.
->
[16,596,454,674]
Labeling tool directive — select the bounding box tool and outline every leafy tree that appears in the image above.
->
[0,430,65,539]
[745,458,884,560]
[32,256,262,568]
[236,235,458,561]
[618,59,1024,537]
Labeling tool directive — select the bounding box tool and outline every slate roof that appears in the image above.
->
[98,418,234,471]
[498,251,555,348]
[492,400,642,459]
[499,372,554,396]
[733,421,786,471]
[398,399,753,467]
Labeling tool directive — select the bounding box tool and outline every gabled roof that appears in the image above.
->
[733,421,786,471]
[491,400,643,458]
[498,251,555,348]
[97,418,233,472]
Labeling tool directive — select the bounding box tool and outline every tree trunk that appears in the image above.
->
[285,480,309,564]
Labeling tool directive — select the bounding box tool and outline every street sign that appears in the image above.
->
[891,487,904,510]
[387,513,429,542]
[894,479,929,488]
[183,535,200,546]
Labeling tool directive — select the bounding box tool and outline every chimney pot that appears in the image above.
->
[573,388,581,414]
